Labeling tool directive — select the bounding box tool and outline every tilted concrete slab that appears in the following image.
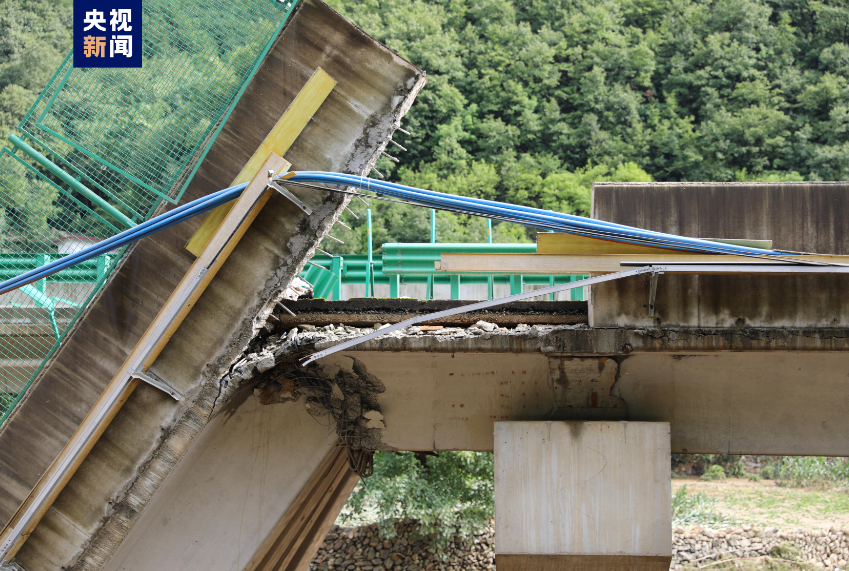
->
[100,394,347,571]
[3,1,424,569]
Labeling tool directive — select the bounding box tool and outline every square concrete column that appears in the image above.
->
[494,421,671,571]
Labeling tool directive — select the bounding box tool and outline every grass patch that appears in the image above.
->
[0,392,18,418]
[673,486,735,528]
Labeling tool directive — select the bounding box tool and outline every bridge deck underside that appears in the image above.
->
[281,324,849,456]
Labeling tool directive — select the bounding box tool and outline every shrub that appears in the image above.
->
[338,451,494,550]
[774,457,849,488]
[700,465,727,482]
[672,486,734,528]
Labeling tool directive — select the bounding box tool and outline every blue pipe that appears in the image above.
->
[287,173,716,248]
[0,182,248,295]
[1,169,808,298]
[288,172,790,257]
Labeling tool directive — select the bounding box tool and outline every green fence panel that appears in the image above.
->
[17,0,299,219]
[0,0,301,425]
[303,250,589,301]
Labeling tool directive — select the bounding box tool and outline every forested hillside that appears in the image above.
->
[326,0,849,249]
[0,0,72,142]
[2,0,848,249]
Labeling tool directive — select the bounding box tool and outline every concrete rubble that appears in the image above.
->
[308,522,849,571]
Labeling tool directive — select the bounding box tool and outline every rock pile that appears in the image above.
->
[310,521,495,571]
[310,522,849,570]
[672,524,849,569]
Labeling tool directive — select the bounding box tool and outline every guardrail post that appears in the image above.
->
[487,219,493,300]
[389,275,400,298]
[330,255,343,301]
[366,209,373,297]
[510,275,523,295]
[427,209,436,300]
[569,275,582,301]
[450,275,460,299]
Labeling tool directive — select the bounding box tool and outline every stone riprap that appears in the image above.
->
[310,521,495,571]
[672,524,849,569]
[309,522,849,570]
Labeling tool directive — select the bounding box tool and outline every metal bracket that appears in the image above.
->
[129,371,183,401]
[648,270,662,317]
[1,561,25,570]
[267,180,313,216]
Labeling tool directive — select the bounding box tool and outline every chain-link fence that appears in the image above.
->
[0,0,299,423]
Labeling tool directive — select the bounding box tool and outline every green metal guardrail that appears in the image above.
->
[300,246,587,302]
[300,212,587,302]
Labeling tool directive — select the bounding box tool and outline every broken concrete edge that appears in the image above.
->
[207,320,849,435]
[256,323,849,357]
[63,87,428,571]
[280,298,588,315]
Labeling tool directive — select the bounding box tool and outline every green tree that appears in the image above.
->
[0,0,72,136]
[339,451,494,549]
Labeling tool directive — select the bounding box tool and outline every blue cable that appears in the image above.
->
[0,170,804,297]
[0,182,248,295]
[287,172,791,257]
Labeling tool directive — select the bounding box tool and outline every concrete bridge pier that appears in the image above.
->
[494,421,672,571]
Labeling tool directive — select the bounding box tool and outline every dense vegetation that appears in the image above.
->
[340,451,494,549]
[323,0,849,251]
[0,0,71,143]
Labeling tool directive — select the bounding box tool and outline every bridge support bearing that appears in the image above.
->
[494,421,671,571]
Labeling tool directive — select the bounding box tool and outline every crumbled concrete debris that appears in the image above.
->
[256,352,276,373]
[281,275,313,301]
[364,410,385,429]
[299,324,317,331]
[226,321,592,453]
[474,320,497,332]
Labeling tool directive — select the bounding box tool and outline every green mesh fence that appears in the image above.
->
[0,0,300,423]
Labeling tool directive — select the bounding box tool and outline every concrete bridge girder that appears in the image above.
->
[315,348,849,456]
